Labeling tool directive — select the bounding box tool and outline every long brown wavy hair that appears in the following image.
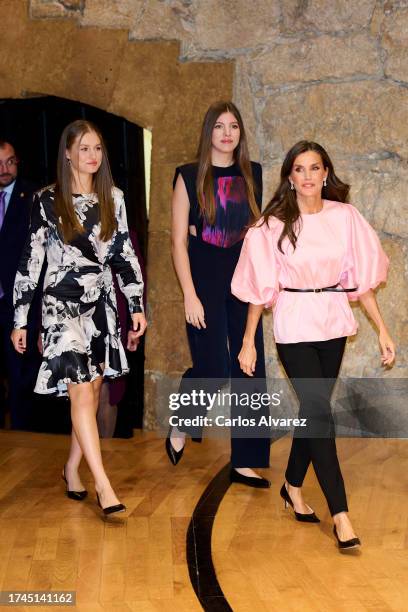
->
[196,101,260,224]
[55,120,116,243]
[263,141,350,252]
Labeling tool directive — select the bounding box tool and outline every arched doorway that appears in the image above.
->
[0,95,148,435]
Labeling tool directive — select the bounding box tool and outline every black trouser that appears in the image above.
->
[0,305,41,430]
[276,337,348,515]
[177,236,270,468]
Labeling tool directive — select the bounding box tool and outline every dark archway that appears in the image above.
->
[0,95,147,258]
[0,95,148,435]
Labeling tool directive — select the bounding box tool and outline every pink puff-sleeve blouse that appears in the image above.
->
[231,200,389,344]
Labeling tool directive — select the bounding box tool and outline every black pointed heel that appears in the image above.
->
[62,466,88,501]
[165,427,185,466]
[280,483,320,523]
[333,525,361,550]
[230,468,271,489]
[96,492,126,516]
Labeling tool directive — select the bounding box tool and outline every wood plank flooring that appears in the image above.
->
[0,430,228,611]
[0,431,406,611]
[212,437,408,612]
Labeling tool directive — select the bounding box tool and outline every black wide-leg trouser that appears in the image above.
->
[276,337,348,516]
[177,236,270,469]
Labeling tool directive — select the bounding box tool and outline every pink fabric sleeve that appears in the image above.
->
[340,204,389,301]
[231,219,280,308]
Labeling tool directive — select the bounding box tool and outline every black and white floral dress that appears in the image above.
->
[13,185,144,397]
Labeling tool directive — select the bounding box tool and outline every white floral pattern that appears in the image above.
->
[14,186,144,396]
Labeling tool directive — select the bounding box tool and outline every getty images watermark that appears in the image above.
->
[168,389,308,429]
[156,376,408,438]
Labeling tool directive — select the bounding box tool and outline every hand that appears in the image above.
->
[131,312,147,338]
[184,293,206,329]
[11,329,27,354]
[379,328,395,367]
[238,341,257,377]
[127,330,140,352]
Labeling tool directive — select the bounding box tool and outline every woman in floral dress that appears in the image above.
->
[11,120,147,514]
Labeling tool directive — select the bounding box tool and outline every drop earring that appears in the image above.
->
[323,177,327,187]
[290,180,295,190]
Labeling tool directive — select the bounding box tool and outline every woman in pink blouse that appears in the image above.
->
[231,140,395,550]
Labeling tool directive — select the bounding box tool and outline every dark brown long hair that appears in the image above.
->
[55,119,116,243]
[196,101,260,224]
[262,141,350,252]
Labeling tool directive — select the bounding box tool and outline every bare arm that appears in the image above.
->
[358,289,395,366]
[238,303,264,376]
[171,174,206,329]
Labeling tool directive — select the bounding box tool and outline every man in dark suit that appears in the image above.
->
[0,139,39,429]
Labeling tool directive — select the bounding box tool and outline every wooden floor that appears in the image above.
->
[0,431,407,611]
[213,437,408,612]
[0,430,227,611]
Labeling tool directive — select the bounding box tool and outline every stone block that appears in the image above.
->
[331,158,408,239]
[342,237,407,376]
[4,12,127,107]
[151,96,206,164]
[261,164,284,208]
[148,162,178,233]
[335,159,383,223]
[4,17,77,100]
[234,59,261,161]
[0,1,33,97]
[129,0,193,42]
[109,41,180,144]
[252,33,380,86]
[147,231,182,303]
[382,8,408,82]
[144,301,191,373]
[261,81,408,163]
[80,0,141,28]
[143,372,161,430]
[30,0,83,19]
[282,0,376,33]
[60,27,128,109]
[194,0,280,49]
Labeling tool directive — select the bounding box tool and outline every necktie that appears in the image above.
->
[0,191,5,297]
[0,190,5,232]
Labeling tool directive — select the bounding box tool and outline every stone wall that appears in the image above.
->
[10,1,408,424]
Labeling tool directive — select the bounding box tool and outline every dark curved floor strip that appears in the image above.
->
[186,462,233,611]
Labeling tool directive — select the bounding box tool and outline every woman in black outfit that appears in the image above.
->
[167,101,270,486]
